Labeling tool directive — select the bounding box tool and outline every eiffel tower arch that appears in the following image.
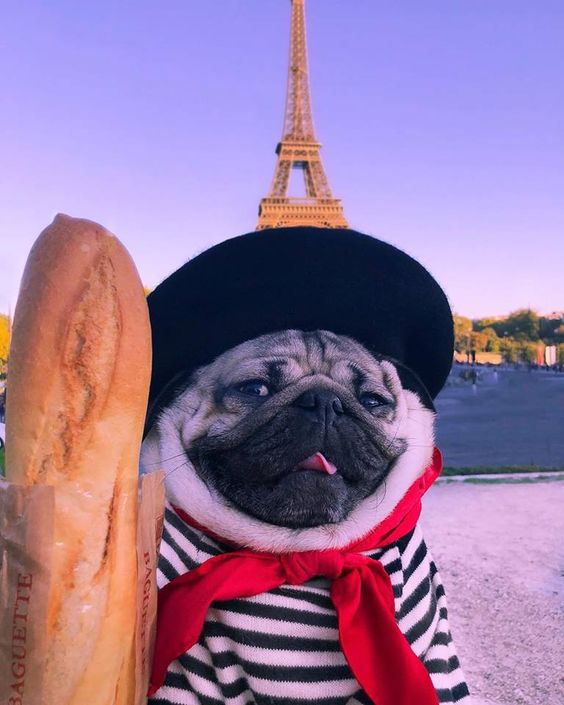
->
[257,0,348,230]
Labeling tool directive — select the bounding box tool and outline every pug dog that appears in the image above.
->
[142,330,470,704]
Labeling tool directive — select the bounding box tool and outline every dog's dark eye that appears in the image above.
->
[235,380,271,397]
[359,392,392,409]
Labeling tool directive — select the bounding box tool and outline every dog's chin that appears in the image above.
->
[191,454,391,529]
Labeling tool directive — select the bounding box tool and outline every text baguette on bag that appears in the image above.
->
[140,551,152,678]
[9,573,33,705]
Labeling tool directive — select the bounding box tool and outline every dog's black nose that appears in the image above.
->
[293,389,345,425]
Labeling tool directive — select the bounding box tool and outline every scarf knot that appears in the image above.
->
[280,549,345,584]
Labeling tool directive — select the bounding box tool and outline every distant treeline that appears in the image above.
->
[454,309,564,364]
[1,309,563,373]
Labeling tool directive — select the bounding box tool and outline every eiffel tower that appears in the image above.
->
[257,0,348,230]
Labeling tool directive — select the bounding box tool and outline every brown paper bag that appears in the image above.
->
[0,471,166,705]
[135,471,165,705]
[0,481,54,705]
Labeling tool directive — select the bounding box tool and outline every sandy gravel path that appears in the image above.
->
[421,481,564,705]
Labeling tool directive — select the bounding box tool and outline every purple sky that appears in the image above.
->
[2,1,563,318]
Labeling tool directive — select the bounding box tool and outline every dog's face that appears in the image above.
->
[145,330,435,543]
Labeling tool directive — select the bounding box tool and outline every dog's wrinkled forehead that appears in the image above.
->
[198,329,393,391]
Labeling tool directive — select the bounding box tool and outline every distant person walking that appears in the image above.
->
[470,368,478,394]
[0,391,5,423]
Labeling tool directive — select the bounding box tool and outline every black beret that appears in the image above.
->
[146,227,454,427]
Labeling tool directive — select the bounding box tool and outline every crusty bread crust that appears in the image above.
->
[6,214,151,704]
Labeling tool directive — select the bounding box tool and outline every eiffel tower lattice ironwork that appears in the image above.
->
[257,0,348,230]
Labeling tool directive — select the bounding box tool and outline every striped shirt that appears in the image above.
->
[150,505,471,705]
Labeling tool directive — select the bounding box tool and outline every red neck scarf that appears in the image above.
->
[149,449,443,705]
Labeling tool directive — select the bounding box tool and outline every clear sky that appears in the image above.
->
[2,1,563,319]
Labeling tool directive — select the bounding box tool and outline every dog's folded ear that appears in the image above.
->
[144,368,193,438]
[370,354,436,411]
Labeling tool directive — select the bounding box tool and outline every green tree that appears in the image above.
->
[500,339,518,363]
[539,316,562,341]
[473,317,501,332]
[481,327,500,353]
[453,314,472,352]
[470,331,488,352]
[502,309,540,341]
[552,323,564,344]
[519,341,538,364]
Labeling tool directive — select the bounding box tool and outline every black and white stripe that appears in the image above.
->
[150,505,470,705]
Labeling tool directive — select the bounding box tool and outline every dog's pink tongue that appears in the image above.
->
[299,452,338,475]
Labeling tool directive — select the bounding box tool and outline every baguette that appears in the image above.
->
[5,213,151,704]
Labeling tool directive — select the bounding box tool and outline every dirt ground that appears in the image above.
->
[421,480,564,705]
